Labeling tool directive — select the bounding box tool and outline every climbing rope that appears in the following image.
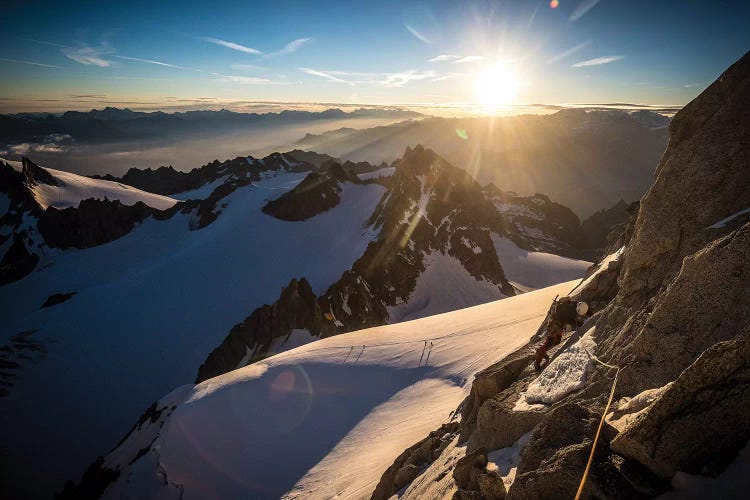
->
[575,347,621,500]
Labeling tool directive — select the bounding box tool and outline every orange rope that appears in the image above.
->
[575,348,620,500]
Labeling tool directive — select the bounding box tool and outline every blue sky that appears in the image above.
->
[0,0,748,113]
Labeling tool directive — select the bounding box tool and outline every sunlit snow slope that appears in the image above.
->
[103,280,577,500]
[1,158,178,209]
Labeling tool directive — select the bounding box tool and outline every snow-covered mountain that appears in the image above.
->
[196,145,591,382]
[0,146,592,497]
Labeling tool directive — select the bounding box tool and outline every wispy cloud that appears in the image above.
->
[215,75,273,84]
[267,37,313,57]
[453,55,484,64]
[570,0,600,22]
[62,43,114,67]
[428,54,460,63]
[23,37,115,67]
[19,37,70,48]
[114,55,186,69]
[381,70,436,87]
[548,40,591,64]
[572,55,623,67]
[0,57,61,69]
[683,83,700,88]
[405,24,431,44]
[231,64,266,71]
[299,67,355,85]
[201,37,262,55]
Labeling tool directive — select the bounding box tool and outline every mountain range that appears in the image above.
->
[0,107,422,146]
[295,109,669,217]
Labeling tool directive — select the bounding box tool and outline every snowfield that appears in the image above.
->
[491,235,591,290]
[102,281,578,499]
[387,251,507,322]
[0,170,386,498]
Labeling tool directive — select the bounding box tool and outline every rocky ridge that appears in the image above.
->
[196,145,519,381]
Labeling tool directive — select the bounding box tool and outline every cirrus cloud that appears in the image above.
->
[299,67,355,86]
[62,43,114,67]
[572,55,624,67]
[201,37,262,55]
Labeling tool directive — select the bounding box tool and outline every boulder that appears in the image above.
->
[371,421,459,500]
[611,337,750,478]
[453,448,507,500]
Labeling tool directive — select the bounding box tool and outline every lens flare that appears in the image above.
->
[550,0,560,8]
[269,370,296,400]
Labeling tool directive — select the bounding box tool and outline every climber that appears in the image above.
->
[534,296,589,371]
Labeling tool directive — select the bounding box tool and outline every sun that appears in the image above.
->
[473,64,520,110]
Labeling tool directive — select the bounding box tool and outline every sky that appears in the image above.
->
[0,0,748,114]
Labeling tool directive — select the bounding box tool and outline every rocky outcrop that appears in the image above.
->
[459,344,540,442]
[0,157,53,283]
[617,54,750,303]
[196,278,324,382]
[483,185,591,259]
[371,422,460,500]
[581,199,636,255]
[0,329,46,398]
[38,199,161,249]
[262,163,361,221]
[55,457,119,500]
[453,448,507,500]
[41,292,76,308]
[0,236,39,285]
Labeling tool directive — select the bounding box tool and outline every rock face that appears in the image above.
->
[483,185,591,260]
[611,337,750,479]
[0,157,53,283]
[262,162,362,221]
[0,236,40,285]
[581,199,636,255]
[197,278,323,382]
[38,199,161,249]
[372,51,750,499]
